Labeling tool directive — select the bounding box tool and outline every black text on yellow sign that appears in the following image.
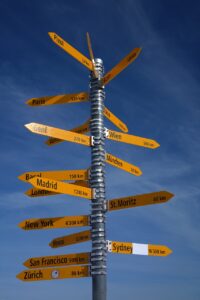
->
[17,265,90,281]
[28,177,92,199]
[108,191,174,211]
[23,252,90,269]
[102,47,142,85]
[26,92,89,106]
[48,32,93,71]
[49,230,91,248]
[19,215,90,230]
[105,152,142,176]
[18,169,88,183]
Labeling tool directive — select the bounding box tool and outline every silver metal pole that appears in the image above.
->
[90,58,107,300]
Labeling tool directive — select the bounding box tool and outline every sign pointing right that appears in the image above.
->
[107,240,172,256]
[108,191,174,211]
[107,129,160,149]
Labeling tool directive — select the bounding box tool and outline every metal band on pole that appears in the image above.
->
[90,58,107,300]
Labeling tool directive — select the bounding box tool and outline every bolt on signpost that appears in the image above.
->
[17,32,174,300]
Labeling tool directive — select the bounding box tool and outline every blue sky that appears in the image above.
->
[0,0,200,299]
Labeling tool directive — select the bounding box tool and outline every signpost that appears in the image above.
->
[105,152,142,176]
[25,122,91,146]
[19,169,89,183]
[17,265,90,282]
[28,176,92,199]
[23,252,90,268]
[107,129,160,149]
[19,215,89,230]
[107,240,172,256]
[17,31,174,300]
[49,230,91,248]
[108,191,174,211]
[26,92,89,106]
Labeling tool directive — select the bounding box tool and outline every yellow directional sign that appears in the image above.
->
[25,180,90,198]
[49,32,93,71]
[107,240,172,256]
[102,47,142,85]
[107,129,160,149]
[108,191,174,211]
[25,122,91,147]
[23,252,90,269]
[45,119,90,146]
[104,107,128,132]
[49,230,91,248]
[19,215,89,230]
[17,265,90,281]
[19,169,88,183]
[105,152,142,176]
[28,177,92,199]
[86,32,98,78]
[26,92,89,106]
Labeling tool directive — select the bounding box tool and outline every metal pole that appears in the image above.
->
[90,58,107,300]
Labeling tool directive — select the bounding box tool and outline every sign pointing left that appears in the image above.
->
[19,215,89,230]
[49,230,91,248]
[49,32,93,71]
[23,252,90,269]
[25,123,91,147]
[17,265,90,281]
[28,177,92,199]
[18,169,89,183]
[26,92,89,106]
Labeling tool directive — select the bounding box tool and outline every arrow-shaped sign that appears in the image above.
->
[106,129,160,149]
[19,215,89,230]
[102,47,142,86]
[19,169,89,183]
[28,177,92,199]
[49,32,93,71]
[17,265,90,281]
[49,230,91,248]
[107,240,172,256]
[104,107,128,132]
[108,191,174,211]
[45,119,90,146]
[26,92,89,106]
[23,252,90,269]
[105,152,142,176]
[25,122,91,147]
[25,180,90,198]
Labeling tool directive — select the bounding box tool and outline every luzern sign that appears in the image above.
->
[105,152,142,176]
[23,252,90,269]
[17,265,90,282]
[108,191,174,211]
[19,215,89,230]
[28,177,92,199]
[25,123,91,147]
[107,240,172,256]
[49,230,91,248]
